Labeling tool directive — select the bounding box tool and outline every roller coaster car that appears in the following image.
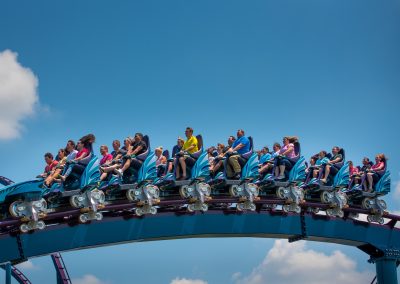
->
[101,135,160,217]
[344,164,391,224]
[42,154,104,224]
[155,135,211,213]
[302,150,349,218]
[257,157,306,214]
[210,137,259,212]
[0,179,48,232]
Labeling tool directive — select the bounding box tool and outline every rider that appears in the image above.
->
[275,136,298,180]
[364,154,387,192]
[175,127,199,180]
[225,129,250,180]
[40,152,59,179]
[116,133,148,177]
[320,146,343,183]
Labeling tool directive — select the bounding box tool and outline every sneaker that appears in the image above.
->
[276,175,285,180]
[114,169,123,176]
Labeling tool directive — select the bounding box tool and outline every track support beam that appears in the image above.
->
[375,257,398,284]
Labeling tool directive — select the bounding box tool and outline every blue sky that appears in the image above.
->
[0,0,400,283]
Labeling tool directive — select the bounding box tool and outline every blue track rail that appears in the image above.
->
[0,209,399,263]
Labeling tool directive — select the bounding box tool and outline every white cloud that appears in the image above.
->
[72,274,109,284]
[170,278,208,284]
[15,260,38,270]
[0,49,39,140]
[234,240,373,284]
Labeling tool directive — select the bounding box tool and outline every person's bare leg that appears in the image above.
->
[274,166,279,177]
[102,165,118,173]
[313,169,319,178]
[121,159,131,172]
[321,165,330,182]
[279,165,285,176]
[367,173,373,192]
[179,157,187,178]
[100,172,108,181]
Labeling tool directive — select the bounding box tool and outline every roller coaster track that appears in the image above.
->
[0,197,399,283]
[0,263,31,284]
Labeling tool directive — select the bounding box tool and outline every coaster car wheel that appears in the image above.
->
[127,189,141,202]
[236,203,245,211]
[179,185,190,199]
[20,223,30,233]
[135,207,144,216]
[79,214,89,223]
[282,205,289,213]
[320,191,332,203]
[187,204,195,212]
[9,200,24,218]
[150,207,157,215]
[276,187,286,199]
[229,185,240,197]
[95,212,103,221]
[378,199,387,210]
[70,195,82,208]
[361,198,372,210]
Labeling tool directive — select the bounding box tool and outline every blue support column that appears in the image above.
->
[375,257,398,284]
[5,262,11,284]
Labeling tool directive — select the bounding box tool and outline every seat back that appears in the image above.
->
[241,136,253,160]
[143,135,150,150]
[294,141,301,156]
[137,135,150,161]
[163,150,170,160]
[172,145,181,157]
[190,134,204,159]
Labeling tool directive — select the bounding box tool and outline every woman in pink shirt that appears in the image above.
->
[275,136,299,180]
[99,145,114,181]
[60,139,91,181]
[364,154,387,192]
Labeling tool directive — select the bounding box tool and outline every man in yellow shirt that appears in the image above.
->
[176,127,199,180]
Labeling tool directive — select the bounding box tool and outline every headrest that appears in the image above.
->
[163,150,170,160]
[248,136,254,151]
[196,135,203,150]
[294,141,301,155]
[143,135,150,149]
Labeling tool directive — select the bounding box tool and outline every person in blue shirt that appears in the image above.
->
[225,129,251,179]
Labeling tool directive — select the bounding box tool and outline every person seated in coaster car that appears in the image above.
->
[44,149,67,187]
[312,151,330,178]
[305,155,318,176]
[320,146,344,184]
[363,154,387,192]
[155,147,167,177]
[175,127,199,180]
[60,138,91,183]
[99,145,113,181]
[224,129,251,180]
[258,143,281,178]
[209,136,236,177]
[100,137,131,176]
[167,137,185,173]
[39,153,59,179]
[110,140,121,159]
[117,133,148,183]
[274,136,300,180]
